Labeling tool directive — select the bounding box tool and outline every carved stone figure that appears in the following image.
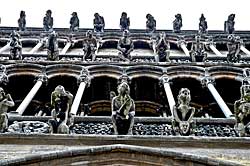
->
[46,31,59,60]
[111,82,135,135]
[0,65,9,85]
[190,35,207,62]
[173,14,182,33]
[70,12,79,32]
[227,34,241,63]
[120,12,130,31]
[146,14,156,33]
[82,30,97,61]
[43,10,53,31]
[117,30,134,61]
[18,11,26,31]
[234,84,250,136]
[224,14,235,34]
[93,13,105,32]
[155,32,170,62]
[0,87,14,133]
[172,88,195,136]
[9,31,22,60]
[48,85,73,134]
[199,14,207,34]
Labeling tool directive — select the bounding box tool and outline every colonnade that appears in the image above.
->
[11,67,234,118]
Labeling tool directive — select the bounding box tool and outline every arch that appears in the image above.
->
[6,63,44,77]
[208,66,243,82]
[87,64,123,79]
[4,144,239,166]
[46,64,82,79]
[167,65,205,81]
[126,65,163,80]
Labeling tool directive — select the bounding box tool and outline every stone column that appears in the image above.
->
[70,68,91,115]
[0,43,10,53]
[208,42,223,56]
[29,39,45,54]
[201,74,233,118]
[16,73,48,115]
[60,42,72,55]
[178,40,190,56]
[240,45,250,56]
[159,75,175,117]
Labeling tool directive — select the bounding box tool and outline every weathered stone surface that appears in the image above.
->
[7,121,49,134]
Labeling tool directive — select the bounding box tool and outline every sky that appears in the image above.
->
[0,0,249,30]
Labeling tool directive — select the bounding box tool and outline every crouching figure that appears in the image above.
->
[111,82,135,135]
[234,83,250,136]
[0,87,15,133]
[172,88,195,136]
[48,85,73,134]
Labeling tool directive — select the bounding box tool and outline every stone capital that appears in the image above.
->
[159,75,170,85]
[201,75,215,88]
[118,73,130,84]
[36,73,48,84]
[78,68,91,86]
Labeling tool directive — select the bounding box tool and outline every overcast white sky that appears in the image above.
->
[0,0,249,30]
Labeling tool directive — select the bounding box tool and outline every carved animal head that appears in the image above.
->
[177,88,191,106]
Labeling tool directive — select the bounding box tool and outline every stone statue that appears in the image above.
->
[224,14,235,34]
[120,12,130,31]
[0,87,15,133]
[227,34,241,63]
[43,10,53,31]
[46,31,59,60]
[199,14,207,34]
[93,13,105,32]
[9,31,22,60]
[146,14,156,33]
[48,85,73,134]
[111,82,135,135]
[173,14,182,33]
[117,30,134,61]
[190,35,207,62]
[70,12,79,32]
[172,88,195,136]
[155,32,170,62]
[234,83,250,136]
[82,30,97,61]
[18,10,26,31]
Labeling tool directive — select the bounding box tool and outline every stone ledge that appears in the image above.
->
[0,144,243,166]
[0,134,249,149]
